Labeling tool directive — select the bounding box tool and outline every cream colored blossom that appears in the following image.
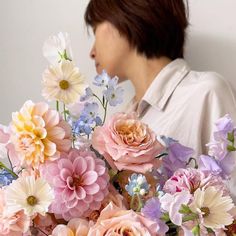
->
[190,186,234,230]
[11,100,71,167]
[5,176,54,217]
[42,61,87,104]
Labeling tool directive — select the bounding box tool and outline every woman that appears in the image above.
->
[84,0,236,156]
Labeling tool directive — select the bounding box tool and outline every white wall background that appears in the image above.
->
[0,0,236,125]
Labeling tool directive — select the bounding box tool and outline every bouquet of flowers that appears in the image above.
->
[1,32,236,236]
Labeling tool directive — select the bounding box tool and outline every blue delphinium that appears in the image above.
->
[103,86,124,106]
[72,102,102,136]
[0,167,16,187]
[93,70,110,87]
[80,87,93,101]
[125,173,150,196]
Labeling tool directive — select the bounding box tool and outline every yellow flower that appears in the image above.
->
[11,100,71,167]
[42,61,87,104]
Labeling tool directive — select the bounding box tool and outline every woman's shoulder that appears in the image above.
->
[186,70,234,95]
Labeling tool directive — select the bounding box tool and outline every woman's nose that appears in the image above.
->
[90,44,95,59]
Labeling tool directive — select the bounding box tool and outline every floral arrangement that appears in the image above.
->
[0,32,236,236]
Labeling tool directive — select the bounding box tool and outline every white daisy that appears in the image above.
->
[42,60,87,104]
[5,176,54,216]
[43,32,73,64]
[190,186,234,230]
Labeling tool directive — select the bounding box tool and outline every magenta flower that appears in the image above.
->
[41,148,110,221]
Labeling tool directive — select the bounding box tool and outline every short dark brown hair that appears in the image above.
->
[84,0,189,60]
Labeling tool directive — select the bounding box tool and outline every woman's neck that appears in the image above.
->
[126,54,172,103]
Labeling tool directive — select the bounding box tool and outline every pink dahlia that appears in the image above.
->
[92,112,164,173]
[42,148,110,221]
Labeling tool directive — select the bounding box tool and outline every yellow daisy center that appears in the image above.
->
[59,80,70,90]
[201,207,210,217]
[27,195,38,206]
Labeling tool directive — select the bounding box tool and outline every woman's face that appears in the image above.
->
[90,21,131,80]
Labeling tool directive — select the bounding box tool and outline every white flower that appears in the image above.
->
[190,186,234,229]
[43,32,73,64]
[5,176,54,216]
[42,60,87,104]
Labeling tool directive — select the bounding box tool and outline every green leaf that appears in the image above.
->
[227,145,236,152]
[227,132,235,143]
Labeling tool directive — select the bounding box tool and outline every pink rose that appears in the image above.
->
[88,203,159,236]
[92,113,164,173]
[88,202,161,236]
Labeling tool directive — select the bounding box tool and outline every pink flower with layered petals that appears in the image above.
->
[163,168,228,195]
[92,112,164,173]
[42,148,110,221]
[10,100,72,168]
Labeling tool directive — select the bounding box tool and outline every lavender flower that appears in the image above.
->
[125,173,150,196]
[161,136,194,178]
[199,154,236,179]
[141,198,169,235]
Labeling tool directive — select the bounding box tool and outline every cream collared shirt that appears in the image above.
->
[127,59,236,157]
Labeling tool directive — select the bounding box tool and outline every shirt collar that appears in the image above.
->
[137,58,190,116]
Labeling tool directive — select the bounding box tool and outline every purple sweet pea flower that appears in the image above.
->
[141,197,169,235]
[161,137,194,178]
[207,114,235,160]
[198,154,236,179]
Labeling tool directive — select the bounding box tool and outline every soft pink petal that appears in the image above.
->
[81,171,98,185]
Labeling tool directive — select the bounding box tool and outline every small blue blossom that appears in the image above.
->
[0,167,16,187]
[107,76,119,88]
[103,86,124,106]
[125,173,150,196]
[80,87,93,101]
[72,102,102,136]
[93,70,110,87]
[82,102,99,118]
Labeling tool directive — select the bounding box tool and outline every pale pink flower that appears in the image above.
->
[163,168,228,195]
[0,125,21,170]
[160,191,191,226]
[42,148,110,221]
[92,112,164,173]
[51,218,92,236]
[10,100,71,168]
[164,168,204,194]
[88,202,162,236]
[0,189,30,235]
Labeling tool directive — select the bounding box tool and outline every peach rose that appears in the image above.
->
[92,113,163,173]
[88,202,161,236]
[51,218,93,236]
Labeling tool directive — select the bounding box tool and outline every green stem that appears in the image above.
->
[136,194,143,212]
[0,162,18,178]
[56,101,59,112]
[93,93,104,107]
[63,103,67,121]
[103,100,108,124]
